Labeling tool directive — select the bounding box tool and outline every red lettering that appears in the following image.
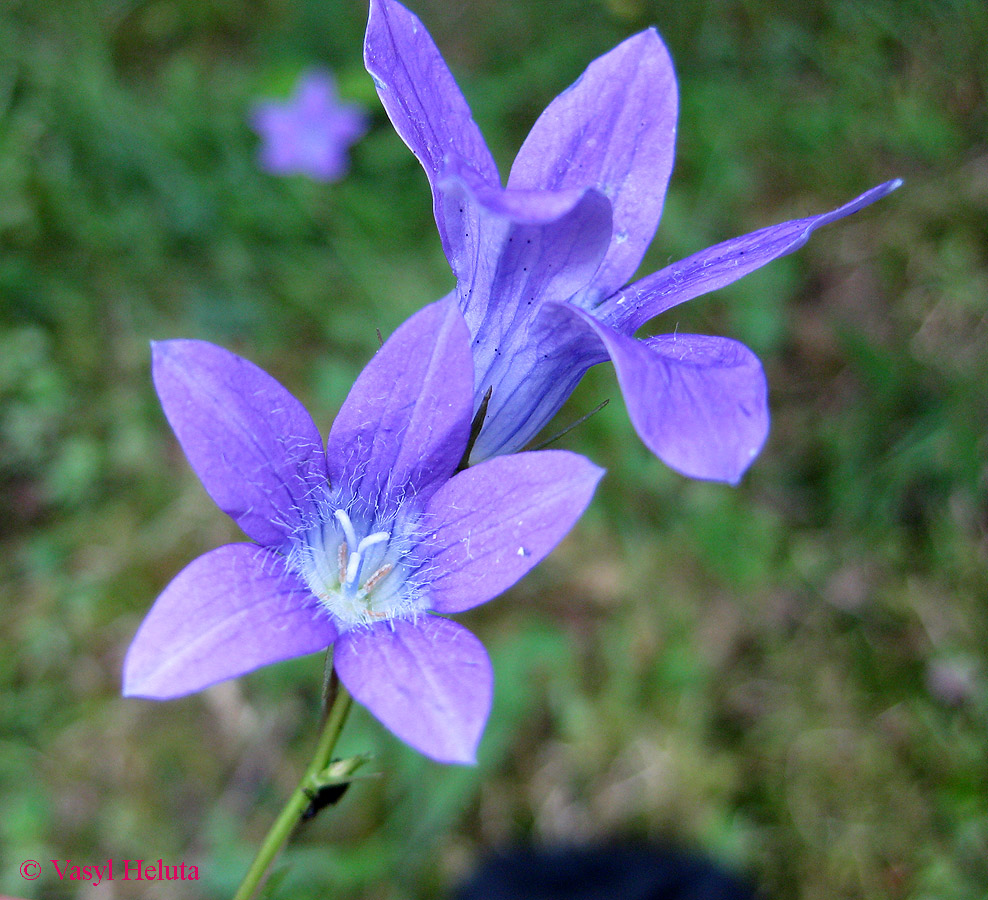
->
[123,859,139,880]
[51,860,65,878]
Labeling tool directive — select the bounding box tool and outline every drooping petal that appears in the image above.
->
[325,298,472,523]
[123,544,335,700]
[421,450,604,613]
[599,179,904,334]
[364,0,499,261]
[334,616,493,765]
[508,29,678,302]
[571,309,768,483]
[152,340,328,549]
[435,165,613,460]
[439,161,614,319]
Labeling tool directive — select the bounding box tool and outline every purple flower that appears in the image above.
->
[251,69,367,182]
[365,0,901,483]
[123,300,602,764]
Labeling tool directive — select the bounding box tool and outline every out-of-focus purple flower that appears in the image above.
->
[364,0,901,483]
[123,300,602,764]
[251,69,367,181]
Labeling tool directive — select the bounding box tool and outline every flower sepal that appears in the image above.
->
[301,754,379,823]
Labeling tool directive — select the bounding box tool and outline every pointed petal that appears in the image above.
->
[421,450,604,613]
[123,544,335,699]
[508,29,678,300]
[326,298,472,522]
[601,179,904,333]
[364,0,499,261]
[152,340,328,549]
[572,309,768,483]
[335,616,492,765]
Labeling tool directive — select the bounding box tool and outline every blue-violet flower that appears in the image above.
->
[123,300,602,764]
[251,69,367,182]
[364,0,901,482]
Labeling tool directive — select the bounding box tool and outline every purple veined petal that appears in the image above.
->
[465,299,610,462]
[364,0,499,260]
[325,298,473,522]
[571,309,768,484]
[123,544,336,700]
[435,164,613,460]
[507,29,678,302]
[599,179,904,334]
[334,616,493,765]
[152,340,328,549]
[421,450,604,613]
[438,159,614,314]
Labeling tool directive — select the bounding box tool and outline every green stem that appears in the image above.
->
[232,675,353,900]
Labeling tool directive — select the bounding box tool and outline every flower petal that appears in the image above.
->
[572,310,768,483]
[364,0,499,261]
[152,340,328,549]
[123,544,335,700]
[421,450,604,613]
[600,179,904,333]
[325,298,472,522]
[439,161,614,315]
[435,165,613,460]
[335,616,492,765]
[466,300,610,462]
[507,29,678,301]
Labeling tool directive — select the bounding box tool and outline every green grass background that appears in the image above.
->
[1,0,986,897]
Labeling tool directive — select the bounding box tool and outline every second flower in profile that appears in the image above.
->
[364,0,900,482]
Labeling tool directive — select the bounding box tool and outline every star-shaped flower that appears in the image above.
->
[251,69,367,182]
[364,0,901,482]
[124,300,602,764]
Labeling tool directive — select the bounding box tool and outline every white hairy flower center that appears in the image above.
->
[290,507,425,628]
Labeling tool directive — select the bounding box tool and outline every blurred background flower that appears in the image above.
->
[251,68,367,181]
[1,1,985,898]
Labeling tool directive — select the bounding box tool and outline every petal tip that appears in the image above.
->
[149,338,173,362]
[121,668,169,701]
[121,647,180,701]
[439,748,479,766]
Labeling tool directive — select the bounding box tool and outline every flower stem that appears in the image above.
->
[232,673,353,900]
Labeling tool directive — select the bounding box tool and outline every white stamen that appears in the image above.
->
[345,549,363,586]
[341,530,392,590]
[357,531,390,553]
[334,509,359,549]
